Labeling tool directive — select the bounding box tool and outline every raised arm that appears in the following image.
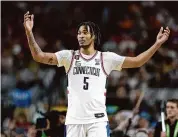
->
[122,27,170,68]
[24,11,58,65]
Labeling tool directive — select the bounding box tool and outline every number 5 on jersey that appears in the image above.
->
[83,77,89,90]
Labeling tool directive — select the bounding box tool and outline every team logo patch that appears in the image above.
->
[75,61,81,66]
[94,113,105,118]
[75,55,80,60]
[95,59,100,65]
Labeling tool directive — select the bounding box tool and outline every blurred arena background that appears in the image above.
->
[1,1,178,137]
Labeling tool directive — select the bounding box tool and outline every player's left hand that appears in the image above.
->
[156,26,170,45]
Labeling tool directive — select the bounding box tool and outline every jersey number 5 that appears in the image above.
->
[83,77,89,90]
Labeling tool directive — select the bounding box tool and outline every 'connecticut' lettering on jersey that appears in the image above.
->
[73,66,100,76]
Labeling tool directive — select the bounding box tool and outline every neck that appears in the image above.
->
[169,117,177,125]
[80,44,96,55]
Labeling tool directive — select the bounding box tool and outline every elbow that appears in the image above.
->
[136,61,143,67]
[123,57,145,68]
[32,53,43,63]
[33,56,41,62]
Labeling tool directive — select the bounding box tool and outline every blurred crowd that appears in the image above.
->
[1,1,178,137]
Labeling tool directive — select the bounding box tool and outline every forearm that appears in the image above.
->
[24,12,58,65]
[136,42,161,67]
[26,30,43,61]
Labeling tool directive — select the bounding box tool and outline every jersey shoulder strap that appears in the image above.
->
[100,52,109,76]
[66,50,75,74]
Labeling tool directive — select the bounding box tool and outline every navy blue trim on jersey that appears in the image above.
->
[66,51,75,74]
[79,50,98,61]
[101,52,109,77]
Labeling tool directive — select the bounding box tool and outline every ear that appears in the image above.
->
[92,34,96,41]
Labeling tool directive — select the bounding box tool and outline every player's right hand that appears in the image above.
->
[24,11,34,33]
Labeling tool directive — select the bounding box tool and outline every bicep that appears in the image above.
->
[37,52,58,65]
[122,57,140,68]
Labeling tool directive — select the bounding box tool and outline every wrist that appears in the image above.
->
[155,41,162,47]
[26,30,33,35]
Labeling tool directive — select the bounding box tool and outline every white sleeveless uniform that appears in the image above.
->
[66,50,108,124]
[55,50,125,137]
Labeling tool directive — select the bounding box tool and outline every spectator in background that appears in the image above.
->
[154,99,178,137]
[166,59,178,88]
[112,111,151,137]
[15,112,31,131]
[36,110,66,137]
[27,124,37,137]
[2,115,30,137]
[118,34,137,55]
[9,81,32,122]
[3,118,17,137]
[102,36,118,52]
[127,111,151,137]
[1,133,7,137]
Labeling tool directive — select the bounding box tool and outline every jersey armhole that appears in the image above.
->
[66,51,75,74]
[101,52,109,77]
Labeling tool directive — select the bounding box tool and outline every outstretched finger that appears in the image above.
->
[31,14,34,21]
[159,27,163,34]
[166,26,170,33]
[24,11,29,16]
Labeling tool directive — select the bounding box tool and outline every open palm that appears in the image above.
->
[24,11,34,32]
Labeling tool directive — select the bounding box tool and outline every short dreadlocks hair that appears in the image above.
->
[77,21,101,49]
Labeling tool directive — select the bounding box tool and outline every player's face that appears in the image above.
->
[77,25,95,48]
[166,102,178,118]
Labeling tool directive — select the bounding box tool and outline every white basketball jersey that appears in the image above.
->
[65,50,108,124]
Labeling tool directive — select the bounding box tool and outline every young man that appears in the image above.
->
[154,99,178,137]
[23,11,170,137]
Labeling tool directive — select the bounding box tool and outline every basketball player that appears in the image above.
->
[23,11,170,137]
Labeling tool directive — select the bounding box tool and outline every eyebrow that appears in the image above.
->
[79,29,88,31]
[78,30,89,33]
